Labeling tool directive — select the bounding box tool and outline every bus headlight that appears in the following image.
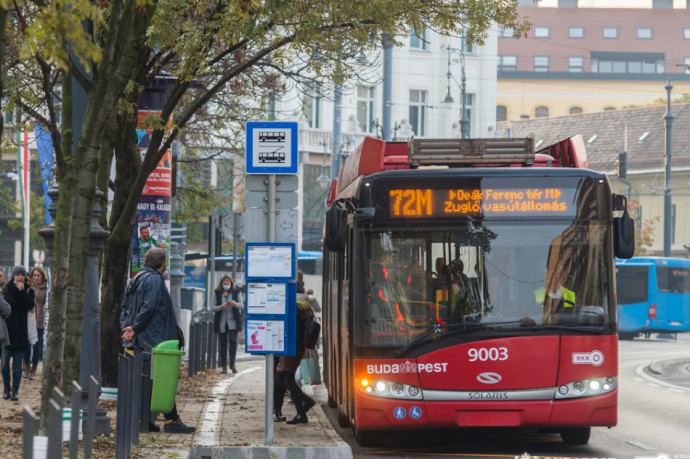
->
[356,379,423,400]
[555,376,617,399]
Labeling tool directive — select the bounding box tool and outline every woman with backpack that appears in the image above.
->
[212,275,243,374]
[273,274,316,424]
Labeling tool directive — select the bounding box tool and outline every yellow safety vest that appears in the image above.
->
[534,286,576,308]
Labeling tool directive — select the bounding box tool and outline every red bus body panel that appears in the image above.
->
[353,335,617,430]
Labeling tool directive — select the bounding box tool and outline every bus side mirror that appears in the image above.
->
[325,205,348,252]
[613,210,635,259]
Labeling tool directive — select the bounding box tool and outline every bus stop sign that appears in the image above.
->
[246,121,298,175]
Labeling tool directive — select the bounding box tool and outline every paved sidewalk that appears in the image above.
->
[135,349,352,459]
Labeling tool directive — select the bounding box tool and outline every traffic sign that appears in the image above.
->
[246,121,298,175]
[245,208,299,243]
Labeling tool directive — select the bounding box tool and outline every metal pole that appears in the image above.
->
[332,84,342,179]
[664,79,674,257]
[459,35,469,139]
[266,174,276,444]
[382,34,393,141]
[232,212,240,280]
[208,215,216,312]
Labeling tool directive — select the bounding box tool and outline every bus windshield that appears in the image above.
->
[355,220,613,348]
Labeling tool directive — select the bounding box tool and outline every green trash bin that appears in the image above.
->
[150,340,185,414]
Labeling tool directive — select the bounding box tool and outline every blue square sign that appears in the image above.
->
[246,121,299,175]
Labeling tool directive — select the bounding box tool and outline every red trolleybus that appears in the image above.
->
[321,136,635,447]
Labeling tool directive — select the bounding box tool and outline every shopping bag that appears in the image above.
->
[300,351,322,385]
[27,311,38,345]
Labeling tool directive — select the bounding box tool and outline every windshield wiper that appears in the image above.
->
[395,320,526,356]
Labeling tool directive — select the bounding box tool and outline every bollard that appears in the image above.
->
[69,382,82,459]
[83,376,100,459]
[47,399,63,459]
[194,322,202,375]
[206,321,214,369]
[115,353,128,459]
[200,321,207,370]
[23,406,39,459]
[187,323,195,378]
[131,347,149,438]
[210,325,218,369]
[138,348,152,434]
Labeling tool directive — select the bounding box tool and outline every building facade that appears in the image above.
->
[498,1,690,121]
[280,27,500,251]
[497,102,690,257]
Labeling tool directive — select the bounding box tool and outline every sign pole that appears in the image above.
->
[266,174,276,444]
[245,121,298,446]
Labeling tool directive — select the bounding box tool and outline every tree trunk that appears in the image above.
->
[100,110,141,387]
[40,73,75,428]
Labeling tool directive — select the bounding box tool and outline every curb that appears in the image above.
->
[189,445,353,459]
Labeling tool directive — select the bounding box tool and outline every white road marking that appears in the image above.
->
[635,364,690,393]
[196,366,262,446]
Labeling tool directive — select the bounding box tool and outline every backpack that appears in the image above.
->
[119,277,139,330]
[303,314,321,350]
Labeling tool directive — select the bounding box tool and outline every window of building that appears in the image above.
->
[534,26,550,38]
[410,27,427,50]
[569,106,583,115]
[534,56,549,72]
[685,28,690,40]
[302,84,321,128]
[535,106,549,118]
[357,86,375,133]
[462,94,474,134]
[637,28,652,39]
[653,0,673,8]
[302,163,330,251]
[684,58,690,74]
[498,26,514,38]
[496,105,507,122]
[590,52,665,75]
[602,27,618,39]
[568,56,584,72]
[569,27,584,39]
[498,55,517,72]
[409,90,427,137]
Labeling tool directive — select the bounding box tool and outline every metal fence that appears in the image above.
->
[114,318,216,459]
[187,319,217,377]
[22,376,101,459]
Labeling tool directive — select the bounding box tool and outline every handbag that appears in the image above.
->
[300,349,322,385]
[28,311,38,345]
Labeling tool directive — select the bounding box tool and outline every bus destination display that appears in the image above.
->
[389,187,573,218]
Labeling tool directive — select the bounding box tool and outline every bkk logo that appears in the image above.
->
[572,350,604,366]
[366,361,449,374]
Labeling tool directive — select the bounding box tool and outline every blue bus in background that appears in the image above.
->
[616,257,690,340]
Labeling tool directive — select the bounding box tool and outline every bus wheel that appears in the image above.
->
[618,332,636,340]
[337,409,349,428]
[355,428,380,447]
[560,427,590,445]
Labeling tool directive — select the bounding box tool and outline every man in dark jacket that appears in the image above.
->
[121,248,195,434]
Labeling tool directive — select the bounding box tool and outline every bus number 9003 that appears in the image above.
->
[468,347,508,362]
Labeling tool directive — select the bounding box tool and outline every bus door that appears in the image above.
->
[653,264,690,328]
[616,264,652,337]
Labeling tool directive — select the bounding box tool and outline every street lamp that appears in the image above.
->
[442,46,454,108]
[442,44,469,138]
[317,139,330,189]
